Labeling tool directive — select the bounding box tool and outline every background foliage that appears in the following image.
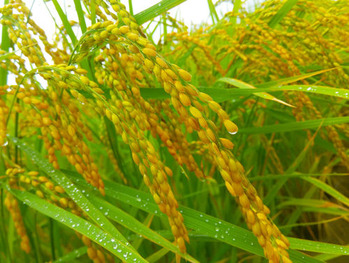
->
[0,0,348,262]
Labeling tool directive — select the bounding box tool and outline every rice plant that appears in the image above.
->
[0,0,348,262]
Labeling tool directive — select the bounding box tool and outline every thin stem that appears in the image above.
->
[128,0,134,16]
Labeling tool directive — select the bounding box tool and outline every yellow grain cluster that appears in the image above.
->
[0,95,9,146]
[4,168,31,254]
[4,191,31,254]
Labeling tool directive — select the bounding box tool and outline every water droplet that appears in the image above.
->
[229,131,238,135]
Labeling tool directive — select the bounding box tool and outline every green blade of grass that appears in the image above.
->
[207,0,219,24]
[73,0,87,33]
[7,189,147,262]
[87,194,198,263]
[140,83,349,103]
[301,177,349,207]
[271,85,349,99]
[219,77,349,100]
[268,0,299,28]
[90,0,96,24]
[51,0,77,46]
[218,77,294,107]
[288,237,349,256]
[250,173,349,181]
[239,116,349,134]
[8,136,134,250]
[134,0,187,25]
[256,68,334,88]
[278,198,346,209]
[278,198,349,216]
[128,0,134,16]
[302,207,349,216]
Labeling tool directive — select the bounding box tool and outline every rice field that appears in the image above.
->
[0,0,348,262]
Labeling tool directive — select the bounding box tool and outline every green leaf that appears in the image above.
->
[90,0,96,24]
[73,0,87,33]
[7,136,136,251]
[51,0,77,46]
[128,0,134,16]
[288,238,349,256]
[268,85,349,99]
[239,116,349,134]
[140,82,349,104]
[256,68,334,89]
[134,0,187,25]
[301,207,349,216]
[8,189,147,262]
[268,0,299,28]
[278,198,349,216]
[87,194,198,262]
[207,0,219,24]
[218,77,294,107]
[301,177,349,207]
